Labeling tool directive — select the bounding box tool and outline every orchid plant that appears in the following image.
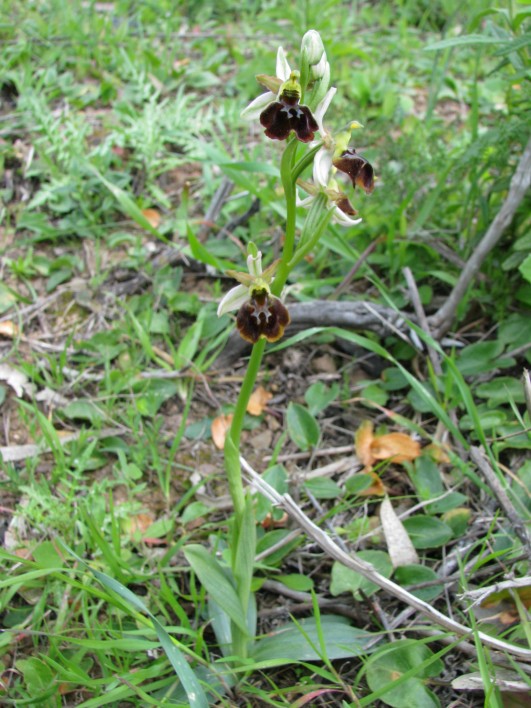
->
[186,30,375,666]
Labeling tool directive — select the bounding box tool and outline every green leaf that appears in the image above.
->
[15,657,56,700]
[402,516,453,549]
[233,495,256,617]
[251,615,375,663]
[276,574,314,592]
[394,565,444,602]
[304,381,339,416]
[286,403,320,451]
[441,508,471,537]
[88,166,167,242]
[303,476,342,499]
[456,340,514,376]
[424,34,507,51]
[408,456,443,503]
[255,464,288,522]
[345,474,375,496]
[174,311,205,370]
[59,544,209,708]
[330,551,392,599]
[183,544,248,635]
[62,399,105,423]
[476,376,526,407]
[365,640,443,708]
[360,382,388,407]
[32,541,65,570]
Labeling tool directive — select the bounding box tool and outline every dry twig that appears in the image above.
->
[241,455,531,661]
[470,446,531,561]
[429,137,531,338]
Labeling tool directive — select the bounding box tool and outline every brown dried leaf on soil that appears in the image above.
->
[247,385,273,416]
[211,413,233,449]
[141,208,162,229]
[355,420,421,466]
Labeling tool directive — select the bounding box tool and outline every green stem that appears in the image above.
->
[224,338,267,520]
[273,138,299,294]
[222,136,308,662]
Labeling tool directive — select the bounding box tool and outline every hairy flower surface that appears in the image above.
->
[333,148,375,194]
[241,47,319,143]
[217,252,290,344]
[259,72,318,143]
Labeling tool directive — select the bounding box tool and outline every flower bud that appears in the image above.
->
[301,30,325,66]
[310,54,328,80]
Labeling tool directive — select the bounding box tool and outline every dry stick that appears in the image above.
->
[469,446,531,562]
[332,236,384,297]
[429,137,531,338]
[403,266,443,376]
[214,300,408,368]
[197,177,234,240]
[240,456,531,662]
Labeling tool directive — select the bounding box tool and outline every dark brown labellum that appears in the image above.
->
[260,100,318,143]
[333,148,375,193]
[236,290,290,343]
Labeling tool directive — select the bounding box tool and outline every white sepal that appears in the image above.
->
[314,87,336,134]
[276,47,291,82]
[240,91,276,120]
[331,206,362,227]
[313,146,334,187]
[246,251,263,278]
[217,284,248,317]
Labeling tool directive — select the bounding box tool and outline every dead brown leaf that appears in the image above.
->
[370,432,421,463]
[211,414,233,450]
[141,208,161,229]
[355,420,375,467]
[0,321,19,338]
[247,385,273,416]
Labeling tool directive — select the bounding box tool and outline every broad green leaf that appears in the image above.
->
[476,376,526,406]
[255,464,288,522]
[15,658,55,697]
[456,340,514,376]
[276,574,314,592]
[345,474,375,496]
[286,403,320,450]
[252,615,375,662]
[394,565,444,602]
[442,508,471,537]
[255,529,301,566]
[304,381,339,415]
[402,516,453,549]
[62,399,104,423]
[365,640,443,708]
[183,544,248,635]
[32,541,65,570]
[360,382,388,407]
[330,551,392,599]
[459,406,507,432]
[408,456,443,503]
[304,476,342,499]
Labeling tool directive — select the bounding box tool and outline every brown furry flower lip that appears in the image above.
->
[260,100,318,143]
[333,148,375,194]
[236,289,290,344]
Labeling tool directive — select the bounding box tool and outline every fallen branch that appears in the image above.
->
[429,137,531,338]
[241,456,531,662]
[214,300,413,368]
[470,446,531,562]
